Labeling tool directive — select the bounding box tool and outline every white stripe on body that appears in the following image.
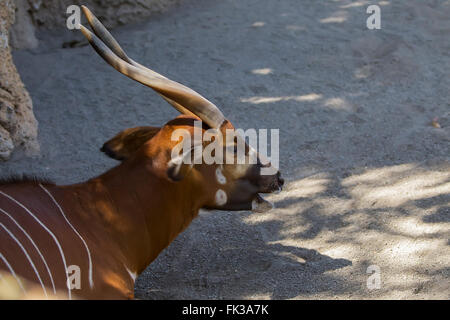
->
[0,190,72,299]
[39,184,94,289]
[125,266,137,283]
[0,253,26,294]
[0,207,56,294]
[0,222,48,298]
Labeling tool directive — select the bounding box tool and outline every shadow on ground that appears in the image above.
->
[136,162,449,299]
[2,0,449,299]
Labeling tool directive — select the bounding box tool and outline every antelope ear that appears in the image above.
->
[101,126,160,161]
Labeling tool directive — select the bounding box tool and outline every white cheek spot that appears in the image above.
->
[215,168,227,185]
[215,189,227,206]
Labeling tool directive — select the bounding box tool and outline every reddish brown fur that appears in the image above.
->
[1,115,276,299]
[1,5,284,298]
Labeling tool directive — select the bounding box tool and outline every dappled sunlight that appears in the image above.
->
[343,166,450,209]
[390,216,449,237]
[240,161,449,298]
[251,68,273,75]
[319,11,348,24]
[240,93,357,113]
[342,164,416,185]
[313,197,354,216]
[339,0,389,9]
[323,97,353,111]
[6,0,447,301]
[340,1,369,9]
[276,224,312,238]
[243,174,331,225]
[243,200,313,224]
[242,293,271,300]
[251,22,265,27]
[383,238,441,258]
[240,93,322,105]
[353,65,371,79]
[378,238,450,294]
[320,244,361,259]
[283,174,330,198]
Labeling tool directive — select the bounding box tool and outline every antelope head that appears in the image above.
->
[80,6,283,213]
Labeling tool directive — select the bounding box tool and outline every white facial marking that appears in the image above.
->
[215,168,227,185]
[215,189,227,206]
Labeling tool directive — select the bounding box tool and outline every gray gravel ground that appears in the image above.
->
[2,0,449,299]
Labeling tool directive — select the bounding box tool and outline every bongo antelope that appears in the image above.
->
[0,6,283,299]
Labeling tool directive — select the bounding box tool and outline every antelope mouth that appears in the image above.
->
[251,194,275,213]
[251,172,284,213]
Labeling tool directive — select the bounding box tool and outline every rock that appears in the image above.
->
[0,0,39,161]
[0,0,180,161]
[27,0,181,29]
[0,126,14,160]
[9,0,39,49]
